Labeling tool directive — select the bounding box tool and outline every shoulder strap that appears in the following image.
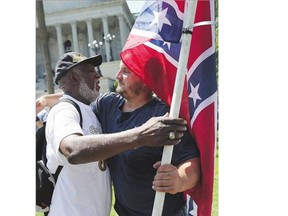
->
[51,98,83,179]
[54,165,63,182]
[58,98,83,128]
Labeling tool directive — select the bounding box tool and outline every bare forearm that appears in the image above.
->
[63,128,141,164]
[177,157,201,192]
[36,92,64,114]
[152,157,201,194]
[62,115,187,164]
[43,92,63,107]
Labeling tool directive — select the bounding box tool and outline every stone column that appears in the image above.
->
[101,16,110,62]
[117,14,126,48]
[126,21,131,39]
[55,24,64,57]
[86,18,94,56]
[71,21,79,52]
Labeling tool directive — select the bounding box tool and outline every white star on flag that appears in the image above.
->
[163,41,171,49]
[189,83,202,106]
[189,200,198,216]
[150,8,171,30]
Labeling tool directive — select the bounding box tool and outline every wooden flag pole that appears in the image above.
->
[151,0,198,215]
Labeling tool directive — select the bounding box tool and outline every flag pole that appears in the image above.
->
[151,0,198,215]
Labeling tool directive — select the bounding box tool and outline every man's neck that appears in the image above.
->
[122,94,153,112]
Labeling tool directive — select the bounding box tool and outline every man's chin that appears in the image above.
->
[116,88,122,94]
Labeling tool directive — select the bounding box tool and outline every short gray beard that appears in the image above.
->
[116,80,142,98]
[79,79,99,103]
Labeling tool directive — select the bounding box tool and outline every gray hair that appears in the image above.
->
[58,73,69,91]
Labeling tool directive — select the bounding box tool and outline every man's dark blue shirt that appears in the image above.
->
[92,92,199,216]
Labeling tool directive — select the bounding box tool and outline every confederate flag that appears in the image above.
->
[120,1,217,215]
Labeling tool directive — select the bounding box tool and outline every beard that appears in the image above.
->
[116,80,143,98]
[116,84,123,95]
[79,79,99,103]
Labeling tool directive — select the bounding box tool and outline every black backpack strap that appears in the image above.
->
[54,165,63,182]
[52,98,83,178]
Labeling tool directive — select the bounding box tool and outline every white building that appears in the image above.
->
[36,0,136,92]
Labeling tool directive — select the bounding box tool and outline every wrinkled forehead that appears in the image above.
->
[119,60,127,69]
[119,61,134,73]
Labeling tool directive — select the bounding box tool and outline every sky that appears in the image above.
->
[126,0,145,13]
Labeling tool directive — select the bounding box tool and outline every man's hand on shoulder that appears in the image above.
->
[137,113,187,147]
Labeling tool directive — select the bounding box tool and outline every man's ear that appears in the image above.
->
[68,71,80,85]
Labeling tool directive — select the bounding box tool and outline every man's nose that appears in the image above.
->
[95,72,101,78]
[115,70,122,80]
[95,69,101,78]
